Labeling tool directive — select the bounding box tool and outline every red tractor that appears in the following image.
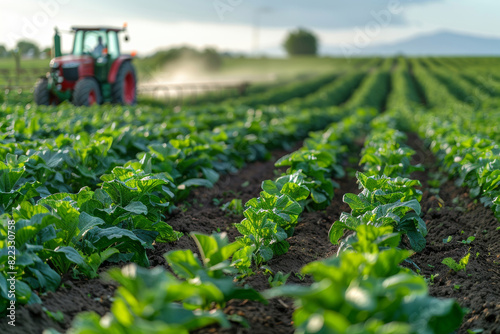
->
[34,25,137,106]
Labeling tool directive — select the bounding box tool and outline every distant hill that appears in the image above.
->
[321,31,500,56]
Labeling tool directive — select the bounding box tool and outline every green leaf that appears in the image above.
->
[259,246,274,262]
[281,182,310,202]
[344,193,370,213]
[82,227,150,267]
[232,245,255,270]
[270,240,290,256]
[123,201,148,215]
[179,178,214,189]
[53,246,87,267]
[77,212,105,240]
[165,249,203,279]
[328,221,348,245]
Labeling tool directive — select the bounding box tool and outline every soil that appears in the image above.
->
[407,133,500,334]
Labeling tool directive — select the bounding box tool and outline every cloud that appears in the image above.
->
[102,0,444,29]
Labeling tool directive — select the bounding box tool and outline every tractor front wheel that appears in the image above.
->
[34,78,50,105]
[112,61,137,105]
[73,78,102,106]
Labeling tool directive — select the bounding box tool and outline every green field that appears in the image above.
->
[1,57,499,334]
[0,56,371,90]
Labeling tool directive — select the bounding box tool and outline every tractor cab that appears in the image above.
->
[34,25,137,106]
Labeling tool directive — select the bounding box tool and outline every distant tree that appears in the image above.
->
[283,28,319,56]
[16,40,40,58]
[0,45,7,58]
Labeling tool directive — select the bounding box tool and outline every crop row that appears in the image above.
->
[390,58,500,223]
[398,107,500,222]
[385,57,422,111]
[284,58,382,109]
[229,58,378,108]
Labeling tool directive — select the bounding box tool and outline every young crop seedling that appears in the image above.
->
[461,236,475,244]
[442,252,471,273]
[268,271,290,288]
[428,273,439,285]
[43,307,65,324]
[221,198,244,215]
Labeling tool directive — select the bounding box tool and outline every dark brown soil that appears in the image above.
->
[407,133,500,334]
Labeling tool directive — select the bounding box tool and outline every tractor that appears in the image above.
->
[34,25,137,106]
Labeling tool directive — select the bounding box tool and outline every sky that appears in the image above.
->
[0,0,499,56]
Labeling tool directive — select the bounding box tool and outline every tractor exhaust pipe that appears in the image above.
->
[54,27,62,58]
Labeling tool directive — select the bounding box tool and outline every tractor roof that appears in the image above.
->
[71,26,125,33]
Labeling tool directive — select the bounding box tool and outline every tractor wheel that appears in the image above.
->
[73,77,102,106]
[34,78,50,105]
[112,61,137,105]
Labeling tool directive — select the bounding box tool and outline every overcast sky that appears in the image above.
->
[1,0,499,55]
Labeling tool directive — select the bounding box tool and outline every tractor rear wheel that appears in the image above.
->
[112,61,137,105]
[34,78,50,105]
[73,77,102,106]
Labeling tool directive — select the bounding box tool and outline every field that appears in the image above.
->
[0,56,499,334]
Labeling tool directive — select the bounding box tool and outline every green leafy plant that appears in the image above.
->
[461,236,475,244]
[268,271,290,288]
[266,225,464,334]
[360,128,424,178]
[68,264,231,333]
[329,172,427,252]
[221,198,244,216]
[233,174,310,269]
[233,207,289,270]
[0,213,60,313]
[0,154,43,215]
[165,232,266,308]
[43,307,65,323]
[428,273,439,285]
[275,150,340,210]
[442,253,471,272]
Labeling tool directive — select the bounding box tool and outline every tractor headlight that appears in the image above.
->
[50,61,60,69]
